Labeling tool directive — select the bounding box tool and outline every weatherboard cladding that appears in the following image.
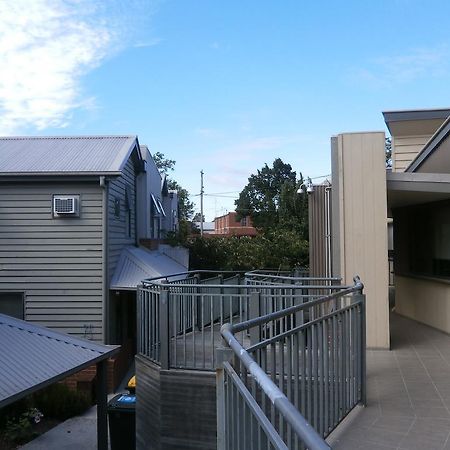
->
[0,313,117,407]
[108,151,138,282]
[0,182,104,340]
[0,135,137,174]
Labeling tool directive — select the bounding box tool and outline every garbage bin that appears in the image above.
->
[107,393,136,450]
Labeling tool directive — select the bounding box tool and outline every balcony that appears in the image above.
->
[135,270,366,449]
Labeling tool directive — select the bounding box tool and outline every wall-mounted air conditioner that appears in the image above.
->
[53,195,80,217]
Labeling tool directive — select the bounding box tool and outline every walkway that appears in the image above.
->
[332,313,450,450]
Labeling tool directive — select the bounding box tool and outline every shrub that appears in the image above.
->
[33,383,91,420]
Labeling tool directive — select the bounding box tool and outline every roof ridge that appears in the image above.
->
[0,135,136,140]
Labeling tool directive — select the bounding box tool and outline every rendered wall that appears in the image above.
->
[331,132,390,349]
[396,276,450,333]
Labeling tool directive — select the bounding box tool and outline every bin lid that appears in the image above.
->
[128,375,136,391]
[108,393,136,411]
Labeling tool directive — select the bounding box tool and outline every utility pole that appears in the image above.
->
[200,170,204,236]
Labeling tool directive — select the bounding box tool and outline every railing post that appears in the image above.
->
[195,274,201,330]
[137,286,142,355]
[353,290,366,406]
[249,291,261,346]
[360,292,367,406]
[216,347,233,450]
[159,289,170,370]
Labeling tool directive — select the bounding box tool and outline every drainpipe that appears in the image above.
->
[100,176,109,344]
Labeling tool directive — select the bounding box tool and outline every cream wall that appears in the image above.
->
[392,135,430,172]
[331,132,390,349]
[396,276,450,333]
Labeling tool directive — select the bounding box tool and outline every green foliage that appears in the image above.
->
[385,137,392,168]
[33,384,91,420]
[167,179,195,221]
[3,409,39,445]
[186,233,308,272]
[235,158,298,230]
[152,151,175,175]
[234,158,308,241]
[152,151,195,222]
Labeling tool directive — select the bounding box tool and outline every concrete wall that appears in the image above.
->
[0,180,104,340]
[396,275,450,333]
[331,132,390,349]
[136,355,217,450]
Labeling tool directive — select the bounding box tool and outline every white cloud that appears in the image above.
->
[0,0,157,134]
[350,45,449,88]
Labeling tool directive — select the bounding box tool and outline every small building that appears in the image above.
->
[213,211,257,237]
[308,107,450,350]
[0,136,187,368]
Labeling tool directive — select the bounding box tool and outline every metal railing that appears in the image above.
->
[137,271,345,371]
[216,277,366,450]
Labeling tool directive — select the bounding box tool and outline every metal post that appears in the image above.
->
[249,292,261,346]
[96,359,108,450]
[200,170,204,237]
[216,347,233,450]
[353,291,366,406]
[359,293,367,406]
[159,289,170,370]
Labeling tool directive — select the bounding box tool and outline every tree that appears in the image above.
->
[235,158,305,232]
[192,212,205,222]
[385,137,392,168]
[152,151,194,221]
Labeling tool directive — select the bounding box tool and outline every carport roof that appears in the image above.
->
[0,314,119,408]
[387,172,450,211]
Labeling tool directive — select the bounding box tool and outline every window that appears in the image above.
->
[0,292,24,319]
[395,200,450,279]
[240,217,247,226]
[124,186,132,238]
[113,197,120,218]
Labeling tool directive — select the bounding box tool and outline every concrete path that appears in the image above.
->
[331,313,450,450]
[20,404,99,450]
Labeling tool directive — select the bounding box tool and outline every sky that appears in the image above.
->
[1,0,450,220]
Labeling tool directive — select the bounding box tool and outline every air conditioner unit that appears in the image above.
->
[53,195,79,217]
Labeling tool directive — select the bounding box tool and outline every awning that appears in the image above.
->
[387,172,450,212]
[110,246,187,290]
[0,314,119,449]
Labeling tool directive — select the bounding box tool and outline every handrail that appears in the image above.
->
[221,326,331,450]
[218,276,364,450]
[245,271,341,283]
[231,276,363,333]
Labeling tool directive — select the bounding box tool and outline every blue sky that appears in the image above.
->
[1,1,450,219]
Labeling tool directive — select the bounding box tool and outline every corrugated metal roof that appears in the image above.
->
[0,135,138,175]
[110,246,187,290]
[0,314,118,407]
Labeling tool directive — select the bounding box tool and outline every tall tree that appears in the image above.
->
[152,151,194,221]
[235,158,300,230]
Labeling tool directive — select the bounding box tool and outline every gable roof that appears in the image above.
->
[0,313,118,408]
[0,135,140,176]
[406,116,450,172]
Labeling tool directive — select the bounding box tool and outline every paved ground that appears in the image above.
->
[22,313,450,449]
[20,404,99,450]
[332,313,450,450]
[20,363,135,450]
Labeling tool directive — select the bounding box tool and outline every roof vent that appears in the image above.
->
[53,195,79,217]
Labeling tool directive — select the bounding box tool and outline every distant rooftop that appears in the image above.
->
[0,135,139,176]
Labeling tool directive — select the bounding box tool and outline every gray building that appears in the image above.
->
[0,136,186,349]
